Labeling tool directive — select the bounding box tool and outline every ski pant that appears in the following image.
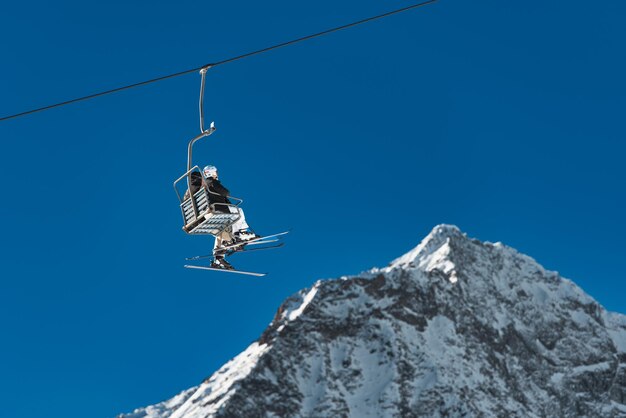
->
[212,207,250,256]
[213,229,232,256]
[230,207,250,235]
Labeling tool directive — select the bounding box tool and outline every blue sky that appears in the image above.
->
[0,1,624,417]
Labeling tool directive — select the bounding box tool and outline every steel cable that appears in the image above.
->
[0,0,438,122]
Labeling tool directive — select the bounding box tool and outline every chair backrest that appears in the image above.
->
[181,187,210,225]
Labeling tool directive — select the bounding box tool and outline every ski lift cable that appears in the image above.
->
[0,0,439,123]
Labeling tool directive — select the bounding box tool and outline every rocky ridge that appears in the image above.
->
[120,225,626,418]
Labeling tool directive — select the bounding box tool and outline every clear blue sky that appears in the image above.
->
[0,1,624,417]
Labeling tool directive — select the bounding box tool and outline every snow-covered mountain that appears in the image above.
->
[119,225,626,418]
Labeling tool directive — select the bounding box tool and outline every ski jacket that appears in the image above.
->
[183,172,204,201]
[206,178,231,213]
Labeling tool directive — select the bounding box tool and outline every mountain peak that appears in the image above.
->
[120,226,626,418]
[387,224,467,281]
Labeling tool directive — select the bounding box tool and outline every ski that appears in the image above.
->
[245,238,280,246]
[219,230,290,252]
[186,254,211,261]
[233,242,284,254]
[184,265,267,277]
[185,241,282,261]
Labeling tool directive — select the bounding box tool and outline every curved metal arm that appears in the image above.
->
[187,66,216,194]
[173,165,201,202]
[198,66,211,134]
[187,131,212,173]
[227,195,244,206]
[205,187,244,208]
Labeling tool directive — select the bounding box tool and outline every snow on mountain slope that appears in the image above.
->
[119,225,626,418]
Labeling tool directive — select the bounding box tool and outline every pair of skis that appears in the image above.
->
[184,231,289,276]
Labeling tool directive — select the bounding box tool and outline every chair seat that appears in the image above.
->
[184,212,240,235]
[180,188,240,235]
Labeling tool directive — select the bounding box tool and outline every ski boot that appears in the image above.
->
[210,256,234,270]
[232,229,261,245]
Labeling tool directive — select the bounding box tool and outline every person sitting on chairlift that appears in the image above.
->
[183,171,204,201]
[202,165,231,214]
[202,165,260,268]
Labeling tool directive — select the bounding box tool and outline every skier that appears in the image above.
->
[202,165,231,213]
[202,165,259,269]
[183,171,204,200]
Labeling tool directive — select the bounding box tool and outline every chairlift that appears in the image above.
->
[173,67,289,276]
[172,67,242,237]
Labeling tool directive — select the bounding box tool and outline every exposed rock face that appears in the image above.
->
[120,225,626,418]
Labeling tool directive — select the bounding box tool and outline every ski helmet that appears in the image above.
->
[203,165,218,179]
